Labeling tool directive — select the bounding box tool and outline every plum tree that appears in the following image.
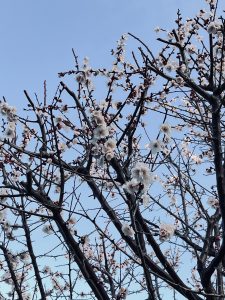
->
[0,0,224,299]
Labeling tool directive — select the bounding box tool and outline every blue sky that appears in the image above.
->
[0,0,206,106]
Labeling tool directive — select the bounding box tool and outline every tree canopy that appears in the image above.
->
[0,0,224,299]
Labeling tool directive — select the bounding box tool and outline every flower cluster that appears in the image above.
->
[103,138,117,161]
[207,21,222,34]
[131,162,154,186]
[159,223,175,241]
[92,110,106,126]
[0,102,17,140]
[90,110,117,162]
[123,163,155,206]
[145,123,172,156]
[5,122,16,140]
[93,125,109,140]
[0,102,17,122]
[122,223,135,238]
[191,154,202,164]
[75,57,93,88]
[91,110,109,141]
[123,179,141,195]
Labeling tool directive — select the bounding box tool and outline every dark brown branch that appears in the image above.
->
[21,208,46,299]
[0,245,23,300]
[24,90,47,152]
[60,81,92,128]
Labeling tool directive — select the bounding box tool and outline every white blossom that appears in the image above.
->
[0,102,9,115]
[104,138,116,150]
[76,73,85,83]
[205,0,216,4]
[163,148,170,156]
[123,179,140,194]
[0,188,8,201]
[159,223,175,241]
[187,44,197,54]
[99,101,108,110]
[122,223,134,238]
[191,155,202,164]
[1,272,13,285]
[42,224,53,234]
[207,21,221,34]
[117,287,128,299]
[68,217,76,225]
[5,122,16,139]
[176,76,184,86]
[72,138,78,145]
[92,110,106,126]
[19,252,30,261]
[201,77,209,86]
[207,196,219,209]
[81,235,90,246]
[43,266,51,274]
[0,102,17,121]
[58,142,67,152]
[154,26,161,33]
[160,123,171,137]
[147,140,162,155]
[142,194,150,207]
[11,170,21,182]
[131,162,154,186]
[180,64,187,73]
[105,151,114,161]
[55,115,66,129]
[93,125,109,140]
[165,63,174,72]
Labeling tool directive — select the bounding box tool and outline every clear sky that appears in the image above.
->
[0,0,206,106]
[0,1,211,299]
